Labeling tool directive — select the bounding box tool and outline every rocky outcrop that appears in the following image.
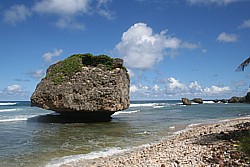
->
[245,92,250,103]
[192,98,203,104]
[181,98,192,105]
[31,54,130,122]
[228,96,245,103]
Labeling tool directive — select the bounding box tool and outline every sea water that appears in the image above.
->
[0,100,250,167]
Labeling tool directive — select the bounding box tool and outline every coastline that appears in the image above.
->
[58,117,250,167]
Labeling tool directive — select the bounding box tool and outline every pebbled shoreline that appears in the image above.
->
[61,117,250,167]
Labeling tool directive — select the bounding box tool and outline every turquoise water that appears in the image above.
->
[0,100,250,167]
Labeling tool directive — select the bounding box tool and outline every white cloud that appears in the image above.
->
[164,77,231,97]
[42,49,63,63]
[153,84,159,92]
[203,85,230,94]
[33,0,90,15]
[33,0,90,30]
[239,19,250,29]
[3,4,31,25]
[6,85,24,95]
[28,69,44,79]
[129,77,233,99]
[187,0,239,6]
[188,81,202,93]
[127,69,135,78]
[115,23,181,69]
[181,42,200,50]
[166,77,188,92]
[96,0,115,20]
[216,32,238,43]
[130,85,139,93]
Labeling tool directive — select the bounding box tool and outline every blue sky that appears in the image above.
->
[1,0,250,101]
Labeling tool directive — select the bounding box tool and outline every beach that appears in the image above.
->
[62,117,250,167]
[1,101,250,167]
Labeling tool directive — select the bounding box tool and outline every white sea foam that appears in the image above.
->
[46,147,129,167]
[0,115,38,123]
[169,126,175,130]
[203,101,215,104]
[0,108,18,112]
[112,110,140,116]
[153,105,165,109]
[0,117,28,123]
[0,102,16,106]
[130,103,158,107]
[187,123,203,128]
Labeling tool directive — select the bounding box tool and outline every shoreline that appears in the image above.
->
[57,117,250,167]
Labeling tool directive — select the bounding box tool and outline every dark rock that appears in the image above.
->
[192,98,203,104]
[228,96,242,103]
[245,92,250,103]
[31,54,130,122]
[181,98,192,105]
[220,99,228,103]
[213,99,219,103]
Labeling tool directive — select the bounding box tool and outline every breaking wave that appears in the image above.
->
[0,102,16,106]
[112,110,140,116]
[46,147,129,167]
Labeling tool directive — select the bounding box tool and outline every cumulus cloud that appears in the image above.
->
[203,85,230,94]
[129,77,233,99]
[33,0,90,30]
[153,84,160,92]
[187,0,239,6]
[130,85,138,93]
[216,32,238,43]
[166,77,188,93]
[239,19,250,29]
[42,49,63,63]
[3,4,31,25]
[27,69,44,79]
[115,23,181,69]
[0,84,29,100]
[188,81,203,93]
[4,0,114,30]
[6,85,22,94]
[33,0,89,15]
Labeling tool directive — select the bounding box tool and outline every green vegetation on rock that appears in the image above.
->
[45,53,125,84]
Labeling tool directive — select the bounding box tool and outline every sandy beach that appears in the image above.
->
[61,117,250,167]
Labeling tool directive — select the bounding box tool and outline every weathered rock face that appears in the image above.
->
[181,98,192,105]
[228,96,245,103]
[31,54,130,122]
[192,98,203,104]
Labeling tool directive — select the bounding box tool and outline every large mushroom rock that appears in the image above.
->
[31,53,130,122]
[192,98,203,104]
[181,98,192,105]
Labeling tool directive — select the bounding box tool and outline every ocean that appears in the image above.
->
[0,100,250,167]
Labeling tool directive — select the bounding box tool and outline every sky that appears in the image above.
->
[1,0,250,101]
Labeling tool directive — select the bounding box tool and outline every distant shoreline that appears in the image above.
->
[58,116,250,167]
